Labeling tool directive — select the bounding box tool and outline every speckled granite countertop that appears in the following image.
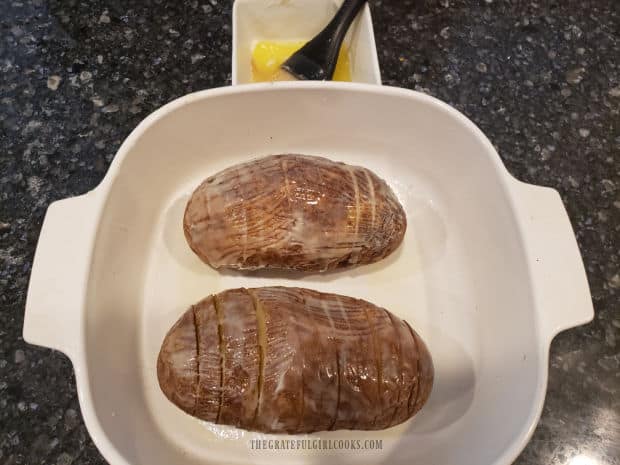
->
[1,0,618,464]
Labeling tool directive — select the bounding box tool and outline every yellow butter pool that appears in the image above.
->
[251,40,352,82]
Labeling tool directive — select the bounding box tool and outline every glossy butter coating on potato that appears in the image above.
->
[183,155,406,271]
[157,287,433,433]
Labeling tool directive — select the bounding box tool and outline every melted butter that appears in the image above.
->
[251,40,352,82]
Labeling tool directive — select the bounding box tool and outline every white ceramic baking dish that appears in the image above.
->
[24,81,593,465]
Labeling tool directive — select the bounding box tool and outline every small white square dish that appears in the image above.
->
[232,0,381,84]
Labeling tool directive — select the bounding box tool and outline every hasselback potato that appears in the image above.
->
[157,287,433,433]
[183,154,406,272]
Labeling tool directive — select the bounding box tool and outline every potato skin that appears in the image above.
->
[157,287,433,433]
[183,154,406,271]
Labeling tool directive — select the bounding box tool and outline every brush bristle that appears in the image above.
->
[281,54,326,81]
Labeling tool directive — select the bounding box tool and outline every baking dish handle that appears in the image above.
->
[23,192,99,358]
[511,181,594,340]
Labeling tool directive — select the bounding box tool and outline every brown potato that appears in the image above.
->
[157,287,433,433]
[183,154,406,271]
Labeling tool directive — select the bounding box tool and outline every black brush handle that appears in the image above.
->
[299,0,368,79]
